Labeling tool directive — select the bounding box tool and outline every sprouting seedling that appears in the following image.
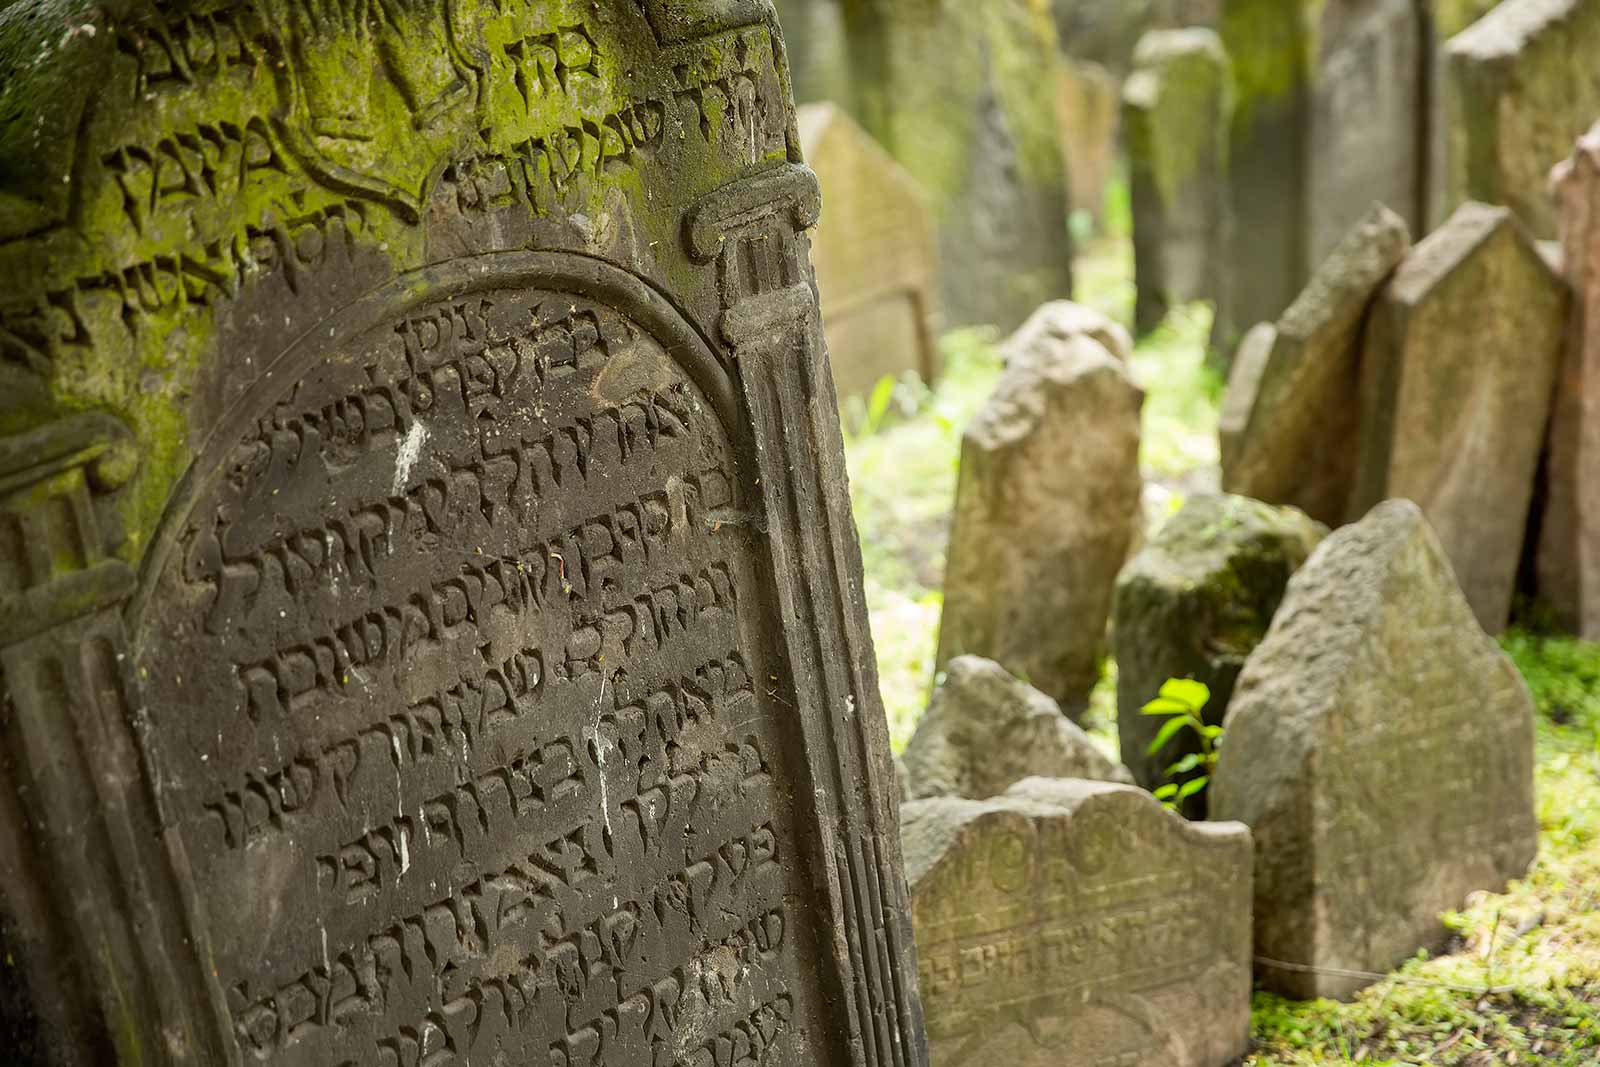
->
[1142,678,1223,811]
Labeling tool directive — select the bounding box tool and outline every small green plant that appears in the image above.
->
[1142,678,1222,810]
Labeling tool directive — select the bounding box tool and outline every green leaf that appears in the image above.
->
[1147,716,1189,756]
[1140,697,1190,717]
[1152,783,1179,800]
[1166,753,1203,776]
[864,375,897,433]
[1177,776,1210,800]
[1202,724,1225,740]
[1159,678,1211,710]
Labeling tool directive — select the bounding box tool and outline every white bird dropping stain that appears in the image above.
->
[393,420,428,493]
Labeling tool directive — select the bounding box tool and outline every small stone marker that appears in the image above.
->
[1000,299,1134,365]
[903,777,1253,1066]
[1352,202,1568,632]
[1447,0,1600,237]
[938,328,1143,715]
[1218,322,1275,471]
[1058,59,1121,228]
[799,103,942,400]
[1538,122,1600,639]
[0,3,926,1064]
[1221,203,1411,527]
[902,656,1133,802]
[1124,28,1233,338]
[1113,495,1325,815]
[1212,500,1539,1001]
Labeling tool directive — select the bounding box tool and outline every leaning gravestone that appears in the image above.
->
[1217,322,1275,472]
[1123,27,1233,338]
[1221,203,1411,527]
[938,329,1143,715]
[1212,500,1539,1001]
[1113,495,1325,816]
[903,778,1252,1066]
[798,103,942,400]
[1352,202,1568,633]
[901,656,1133,802]
[1446,0,1600,237]
[0,3,927,1065]
[1538,122,1600,640]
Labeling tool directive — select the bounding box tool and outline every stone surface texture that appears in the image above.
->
[799,102,941,399]
[1113,495,1325,814]
[1222,203,1411,527]
[902,656,1133,802]
[1123,28,1233,338]
[938,331,1143,715]
[1000,299,1134,365]
[1212,500,1539,1001]
[1353,202,1568,633]
[903,777,1252,1066]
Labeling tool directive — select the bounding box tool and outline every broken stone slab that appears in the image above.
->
[901,655,1133,802]
[1212,500,1539,1001]
[903,776,1253,1066]
[999,299,1134,365]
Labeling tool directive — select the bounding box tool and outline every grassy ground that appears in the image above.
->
[842,221,1600,1065]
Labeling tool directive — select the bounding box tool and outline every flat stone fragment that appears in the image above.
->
[1352,202,1568,633]
[1057,59,1121,229]
[1537,122,1600,639]
[1123,28,1233,339]
[902,656,1133,802]
[937,332,1143,715]
[799,103,941,400]
[1113,495,1325,815]
[1447,0,1600,237]
[1212,500,1539,1001]
[1221,203,1411,527]
[0,3,926,1064]
[903,777,1252,1066]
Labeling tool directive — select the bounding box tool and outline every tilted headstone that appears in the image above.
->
[840,0,1073,331]
[1217,321,1275,472]
[1123,28,1233,339]
[901,656,1133,802]
[798,103,942,400]
[0,3,927,1064]
[938,330,1143,715]
[1352,202,1568,633]
[1113,495,1325,816]
[1447,0,1600,238]
[1220,0,1428,341]
[903,778,1252,1067]
[1058,59,1121,230]
[1221,203,1411,527]
[1538,122,1600,640]
[1212,500,1539,1001]
[1424,0,1505,227]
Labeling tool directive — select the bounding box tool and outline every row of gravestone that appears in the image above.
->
[894,492,1537,1065]
[1222,111,1600,644]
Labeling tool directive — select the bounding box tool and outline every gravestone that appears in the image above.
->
[1113,495,1325,816]
[798,103,941,400]
[1217,322,1275,472]
[1220,0,1428,343]
[1538,121,1600,639]
[1221,203,1411,527]
[1123,28,1233,338]
[1001,300,1134,366]
[1352,202,1568,633]
[1058,60,1121,230]
[902,778,1252,1066]
[1212,500,1539,1001]
[901,656,1133,803]
[776,0,852,105]
[1447,0,1600,237]
[841,0,1073,331]
[937,332,1143,716]
[1424,0,1505,227]
[0,3,927,1065]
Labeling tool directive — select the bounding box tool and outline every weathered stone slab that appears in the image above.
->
[1425,0,1508,227]
[1212,500,1539,1001]
[1058,59,1121,229]
[799,103,941,400]
[903,778,1252,1066]
[1447,0,1600,237]
[1000,299,1134,366]
[0,3,926,1064]
[1352,202,1568,632]
[1217,321,1275,471]
[902,656,1132,802]
[841,0,1073,330]
[1538,122,1600,639]
[1124,28,1233,337]
[1221,203,1411,526]
[938,332,1143,715]
[1221,0,1428,341]
[1113,495,1325,814]
[776,0,852,104]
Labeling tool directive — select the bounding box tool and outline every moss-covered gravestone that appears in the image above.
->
[0,3,926,1064]
[1057,59,1120,231]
